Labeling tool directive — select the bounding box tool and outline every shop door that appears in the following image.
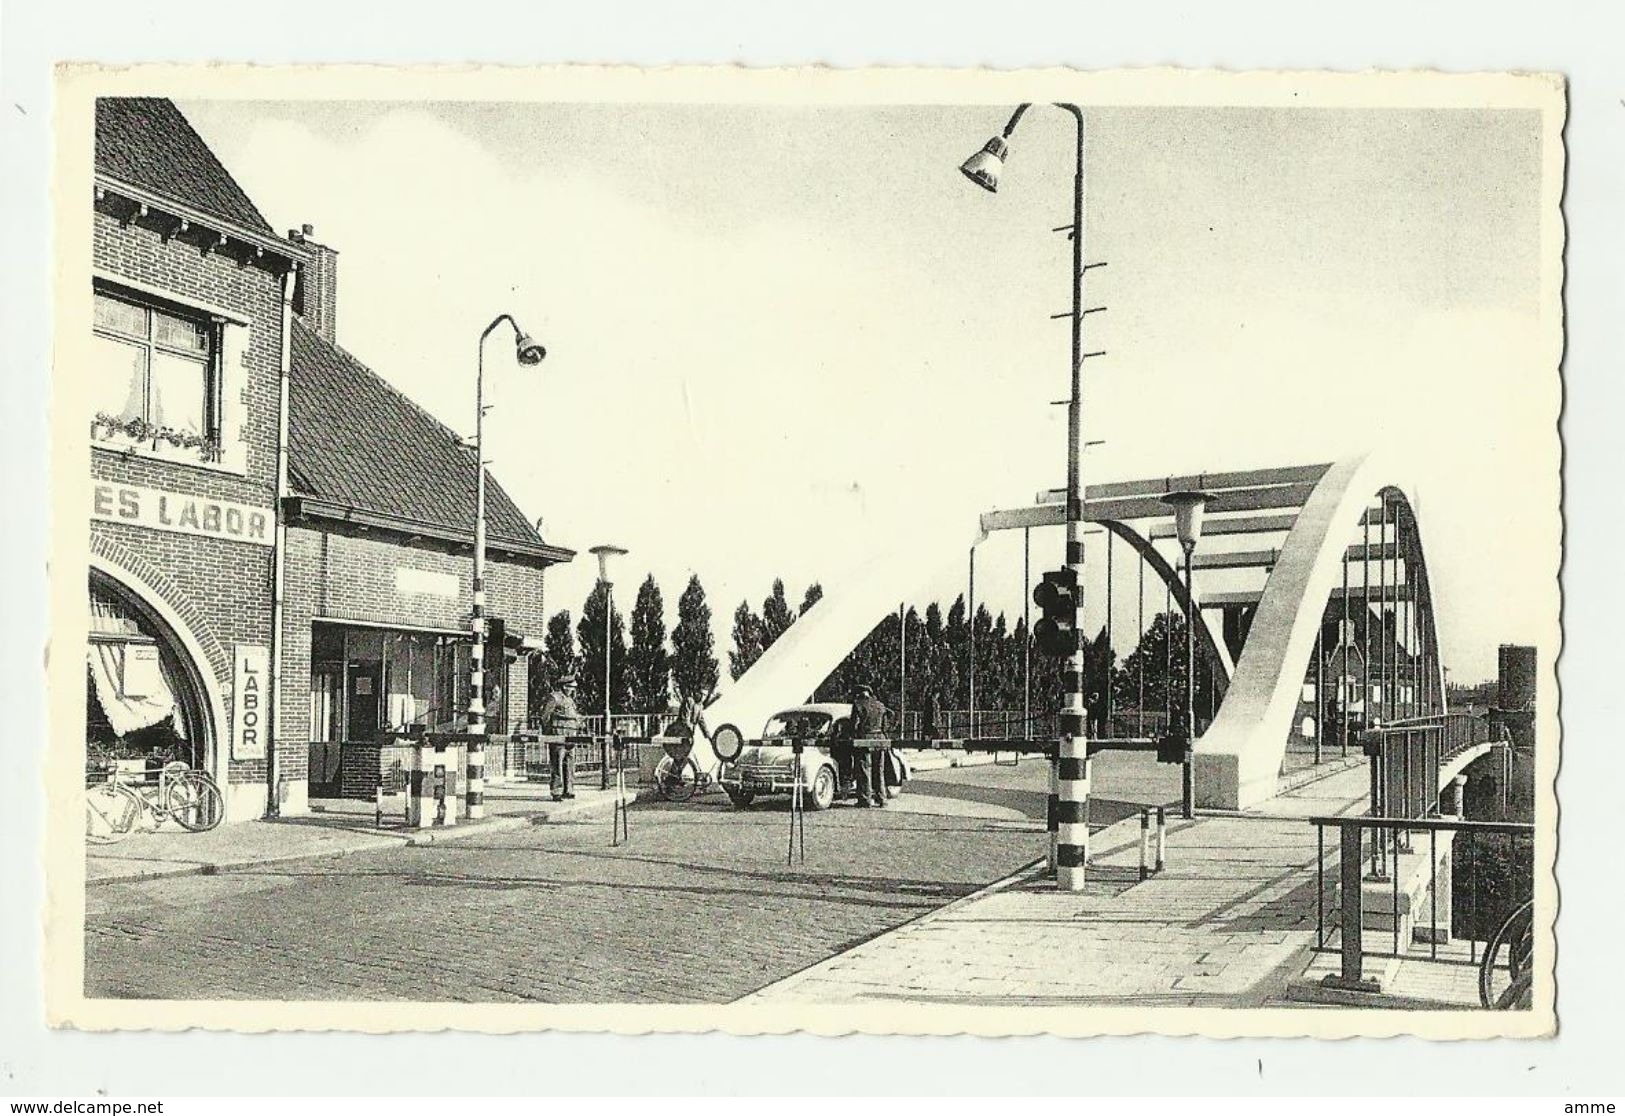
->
[307,666,343,799]
[347,662,383,741]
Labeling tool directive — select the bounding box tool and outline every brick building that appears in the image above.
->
[89,98,308,821]
[86,98,570,822]
[282,290,571,806]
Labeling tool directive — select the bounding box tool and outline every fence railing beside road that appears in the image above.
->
[504,733,656,787]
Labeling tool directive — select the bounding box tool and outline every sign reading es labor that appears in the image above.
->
[91,482,273,547]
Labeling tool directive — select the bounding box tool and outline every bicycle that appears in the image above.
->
[651,739,703,802]
[85,759,225,843]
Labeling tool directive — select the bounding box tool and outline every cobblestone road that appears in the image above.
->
[85,794,1042,1003]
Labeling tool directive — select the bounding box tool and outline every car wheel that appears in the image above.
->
[724,786,755,809]
[807,765,837,811]
[886,753,907,798]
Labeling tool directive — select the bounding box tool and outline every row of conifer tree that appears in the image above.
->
[528,573,1217,728]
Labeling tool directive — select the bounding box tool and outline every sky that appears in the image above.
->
[179,99,1557,684]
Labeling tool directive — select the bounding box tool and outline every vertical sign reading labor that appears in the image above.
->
[232,645,270,760]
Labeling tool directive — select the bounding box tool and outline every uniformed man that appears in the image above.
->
[1087,690,1107,739]
[538,674,584,801]
[850,681,891,808]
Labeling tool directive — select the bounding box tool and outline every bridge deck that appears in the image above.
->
[744,762,1373,1009]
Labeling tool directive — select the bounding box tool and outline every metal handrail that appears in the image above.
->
[1310,814,1532,836]
[1310,813,1534,1001]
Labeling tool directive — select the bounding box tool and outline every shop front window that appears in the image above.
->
[88,576,207,770]
[309,625,482,738]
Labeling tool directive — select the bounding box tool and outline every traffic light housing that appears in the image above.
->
[1032,568,1078,659]
[485,616,509,663]
[1156,733,1190,765]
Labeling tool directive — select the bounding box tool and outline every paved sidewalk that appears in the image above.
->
[86,781,630,885]
[742,761,1370,1007]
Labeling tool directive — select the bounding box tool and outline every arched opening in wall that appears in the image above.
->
[87,571,213,774]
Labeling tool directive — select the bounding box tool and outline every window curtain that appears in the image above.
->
[87,641,176,736]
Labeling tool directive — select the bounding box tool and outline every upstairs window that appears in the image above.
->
[91,286,222,463]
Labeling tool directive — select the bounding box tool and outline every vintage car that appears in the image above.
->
[719,702,910,810]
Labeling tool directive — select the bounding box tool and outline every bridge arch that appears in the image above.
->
[1098,519,1233,700]
[1193,452,1447,809]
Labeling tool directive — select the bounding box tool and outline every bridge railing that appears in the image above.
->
[1361,713,1504,824]
[1310,813,1534,1004]
[536,708,1175,751]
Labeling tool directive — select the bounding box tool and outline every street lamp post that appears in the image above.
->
[961,102,1094,891]
[467,315,546,821]
[1162,488,1212,819]
[590,544,628,790]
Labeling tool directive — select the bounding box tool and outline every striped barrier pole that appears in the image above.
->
[787,740,806,865]
[1155,805,1167,872]
[408,742,458,828]
[1047,751,1059,873]
[1056,735,1090,890]
[1139,808,1150,881]
[611,739,629,846]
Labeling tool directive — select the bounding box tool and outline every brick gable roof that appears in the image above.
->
[288,318,550,553]
[95,97,274,236]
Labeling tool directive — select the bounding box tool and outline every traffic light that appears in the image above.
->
[485,616,508,663]
[1032,568,1078,658]
[1156,733,1190,765]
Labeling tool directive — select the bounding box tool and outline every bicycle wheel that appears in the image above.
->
[666,756,700,802]
[652,755,699,802]
[165,770,224,831]
[1479,900,1535,1010]
[86,782,142,844]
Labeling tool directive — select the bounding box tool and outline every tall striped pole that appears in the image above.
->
[1048,744,1060,873]
[466,331,490,821]
[957,102,1091,887]
[1056,105,1091,892]
[466,315,545,821]
[1056,733,1090,890]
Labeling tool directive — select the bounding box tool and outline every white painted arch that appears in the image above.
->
[1193,451,1447,809]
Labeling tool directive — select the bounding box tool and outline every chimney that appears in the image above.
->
[288,223,339,344]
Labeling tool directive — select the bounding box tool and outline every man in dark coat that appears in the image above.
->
[849,682,891,808]
[538,675,584,801]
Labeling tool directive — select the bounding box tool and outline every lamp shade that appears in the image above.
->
[959,136,1008,193]
[514,332,547,366]
[1161,490,1214,550]
[588,543,629,585]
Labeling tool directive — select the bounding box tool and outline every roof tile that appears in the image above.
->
[288,318,547,551]
[95,98,274,235]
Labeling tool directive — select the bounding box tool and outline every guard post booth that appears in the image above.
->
[373,730,466,829]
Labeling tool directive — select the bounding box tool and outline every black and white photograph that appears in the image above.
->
[43,63,1562,1040]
